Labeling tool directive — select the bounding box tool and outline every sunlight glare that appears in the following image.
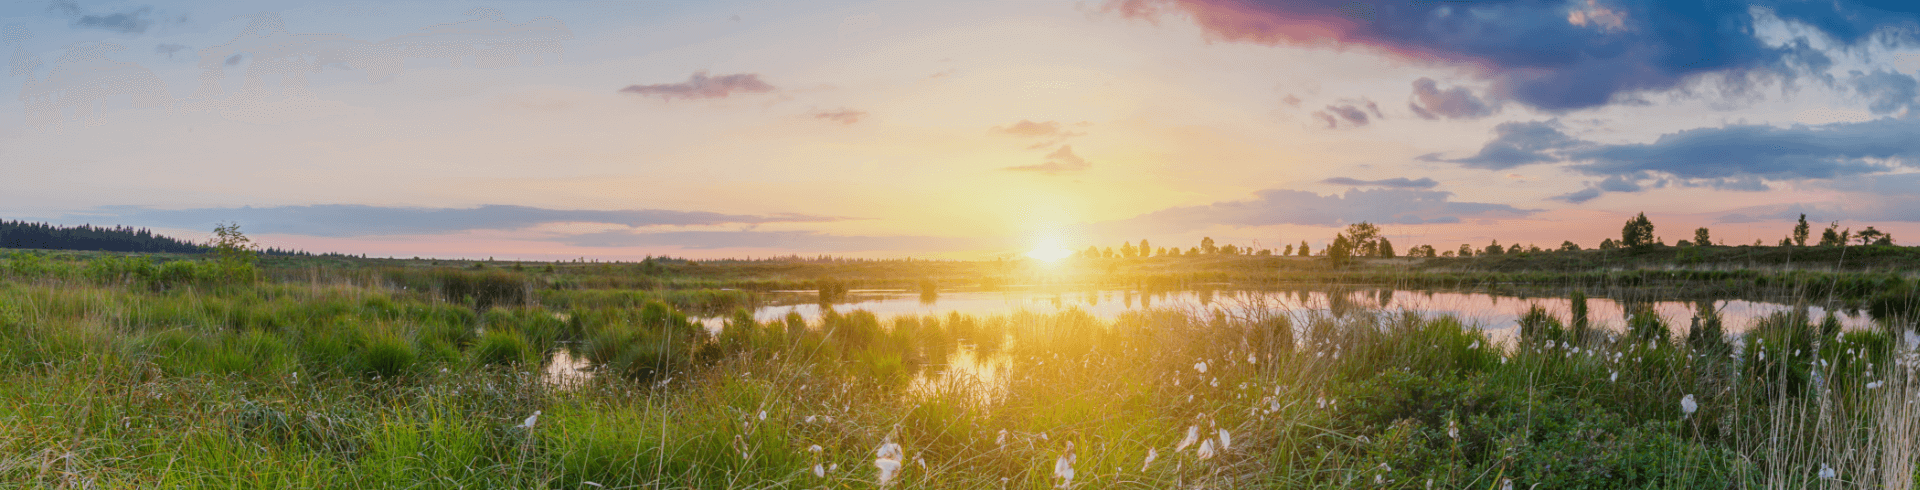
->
[1026,244,1074,262]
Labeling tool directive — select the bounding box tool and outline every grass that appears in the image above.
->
[0,251,1918,487]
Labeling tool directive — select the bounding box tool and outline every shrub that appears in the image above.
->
[363,334,418,378]
[471,329,533,368]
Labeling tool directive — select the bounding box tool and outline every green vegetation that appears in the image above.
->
[3,247,1920,488]
[3,216,1920,487]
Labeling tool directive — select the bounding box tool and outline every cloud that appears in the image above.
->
[49,0,153,34]
[1455,118,1920,203]
[1713,196,1920,224]
[1552,187,1606,204]
[77,204,845,237]
[1312,99,1381,128]
[991,119,1070,138]
[1112,188,1537,231]
[1319,176,1439,188]
[1423,120,1582,170]
[1003,145,1092,174]
[1408,78,1497,120]
[559,230,996,251]
[1851,70,1920,116]
[618,71,775,100]
[811,108,867,125]
[154,43,188,59]
[1566,120,1920,180]
[990,119,1086,149]
[1108,0,1920,111]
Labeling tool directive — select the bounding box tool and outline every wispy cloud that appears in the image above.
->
[559,229,998,251]
[618,71,776,100]
[1408,78,1496,120]
[990,119,1086,149]
[811,108,868,125]
[1004,145,1092,174]
[75,204,845,237]
[49,0,153,34]
[1421,120,1582,170]
[1312,99,1381,129]
[1111,188,1536,231]
[1320,177,1438,189]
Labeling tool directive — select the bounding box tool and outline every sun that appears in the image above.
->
[1026,245,1074,262]
[1025,235,1075,262]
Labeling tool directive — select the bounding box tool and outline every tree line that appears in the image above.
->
[0,220,316,256]
[1072,212,1901,262]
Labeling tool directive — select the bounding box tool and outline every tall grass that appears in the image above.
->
[2,253,1919,487]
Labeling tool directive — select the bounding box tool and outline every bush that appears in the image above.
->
[363,334,418,378]
[471,329,534,368]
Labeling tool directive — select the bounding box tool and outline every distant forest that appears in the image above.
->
[0,220,314,256]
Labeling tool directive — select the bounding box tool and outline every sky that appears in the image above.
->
[6,0,1920,260]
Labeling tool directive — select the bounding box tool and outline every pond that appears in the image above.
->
[552,287,1881,389]
[727,287,1878,337]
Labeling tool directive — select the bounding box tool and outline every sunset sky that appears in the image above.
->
[6,0,1920,259]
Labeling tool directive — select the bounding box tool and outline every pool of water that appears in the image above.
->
[552,287,1878,388]
[724,287,1876,337]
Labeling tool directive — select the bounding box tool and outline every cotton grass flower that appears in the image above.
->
[875,440,904,486]
[809,445,826,477]
[1053,441,1076,488]
[1217,429,1231,450]
[518,410,541,429]
[1176,426,1199,452]
[1196,439,1215,460]
[1680,394,1697,418]
[1141,448,1157,471]
[1194,361,1208,373]
[996,429,1008,448]
[1819,463,1836,479]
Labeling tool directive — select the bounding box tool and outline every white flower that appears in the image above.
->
[1176,426,1199,451]
[1247,353,1256,364]
[875,441,904,486]
[1469,340,1479,349]
[1217,429,1232,450]
[518,410,541,429]
[1053,441,1076,488]
[1447,419,1459,440]
[813,463,826,478]
[1501,478,1513,490]
[1196,438,1215,460]
[1195,361,1208,373]
[1141,448,1157,471]
[1868,381,1884,389]
[805,415,818,423]
[1680,394,1698,416]
[1209,377,1219,387]
[1905,331,1919,351]
[757,410,767,421]
[1609,371,1618,383]
[1819,463,1836,479]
